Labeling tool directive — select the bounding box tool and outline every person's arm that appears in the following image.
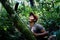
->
[33,29,48,36]
[33,24,48,37]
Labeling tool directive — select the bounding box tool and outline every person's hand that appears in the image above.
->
[33,33,38,37]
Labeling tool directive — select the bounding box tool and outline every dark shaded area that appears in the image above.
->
[15,2,19,11]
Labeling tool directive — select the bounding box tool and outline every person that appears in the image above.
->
[28,12,48,40]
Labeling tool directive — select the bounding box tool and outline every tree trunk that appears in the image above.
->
[29,0,34,8]
[14,2,19,11]
[0,0,36,40]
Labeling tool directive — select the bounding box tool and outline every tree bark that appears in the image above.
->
[0,0,36,40]
[29,0,34,8]
[15,2,19,11]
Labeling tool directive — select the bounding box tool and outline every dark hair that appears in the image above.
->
[29,12,38,22]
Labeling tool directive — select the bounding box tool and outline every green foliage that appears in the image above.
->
[16,0,60,32]
[0,0,60,40]
[0,6,26,40]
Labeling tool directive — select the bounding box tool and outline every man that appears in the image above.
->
[28,12,48,40]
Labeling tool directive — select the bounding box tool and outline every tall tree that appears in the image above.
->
[0,0,36,40]
[29,0,34,8]
[14,2,19,11]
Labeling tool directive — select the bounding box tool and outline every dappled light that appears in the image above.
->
[0,0,60,40]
